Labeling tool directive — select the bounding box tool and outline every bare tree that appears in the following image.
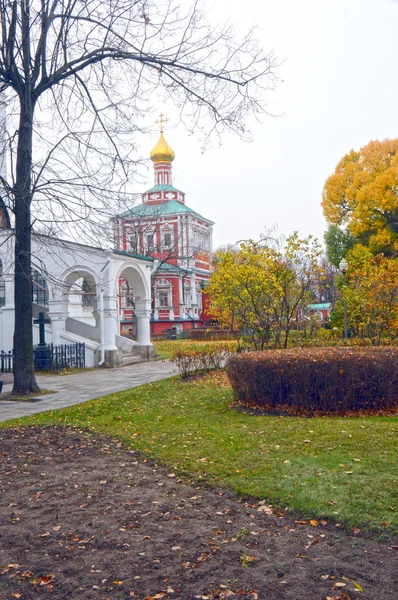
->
[0,0,278,394]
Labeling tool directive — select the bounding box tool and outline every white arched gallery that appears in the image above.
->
[0,230,156,367]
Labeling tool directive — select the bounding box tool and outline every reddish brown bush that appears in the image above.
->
[227,347,398,415]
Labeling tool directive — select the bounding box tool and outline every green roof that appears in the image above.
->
[308,303,332,310]
[144,184,183,194]
[112,249,155,262]
[119,200,212,223]
[158,263,187,274]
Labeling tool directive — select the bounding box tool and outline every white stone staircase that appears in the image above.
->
[115,335,158,367]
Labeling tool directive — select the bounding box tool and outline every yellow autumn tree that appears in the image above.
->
[322,139,398,256]
[330,245,398,344]
[207,235,323,349]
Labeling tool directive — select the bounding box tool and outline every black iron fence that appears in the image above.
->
[34,343,85,372]
[0,350,13,373]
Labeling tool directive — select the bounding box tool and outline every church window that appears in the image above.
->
[129,234,138,253]
[0,259,5,307]
[32,270,49,307]
[164,232,172,248]
[158,291,169,307]
[146,232,155,252]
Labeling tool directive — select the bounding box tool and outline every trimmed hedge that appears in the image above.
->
[227,347,398,415]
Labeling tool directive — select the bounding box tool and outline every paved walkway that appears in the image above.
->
[0,360,176,423]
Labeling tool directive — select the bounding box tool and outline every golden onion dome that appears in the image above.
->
[150,132,175,163]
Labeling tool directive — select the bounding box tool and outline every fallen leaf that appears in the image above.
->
[257,505,273,514]
[53,525,61,531]
[38,574,55,586]
[1,563,20,573]
[167,473,176,478]
[295,520,307,525]
[332,582,346,588]
[328,500,337,505]
[310,519,318,527]
[40,532,51,538]
[342,575,363,592]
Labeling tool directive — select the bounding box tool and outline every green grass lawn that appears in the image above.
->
[1,373,397,534]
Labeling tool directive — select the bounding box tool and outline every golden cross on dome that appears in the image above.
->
[155,113,168,133]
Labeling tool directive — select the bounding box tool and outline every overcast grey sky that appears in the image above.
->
[140,0,398,249]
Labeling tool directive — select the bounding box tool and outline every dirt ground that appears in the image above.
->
[0,426,397,600]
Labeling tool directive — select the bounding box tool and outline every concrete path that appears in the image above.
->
[0,360,176,423]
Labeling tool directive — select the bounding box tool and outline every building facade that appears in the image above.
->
[114,118,214,336]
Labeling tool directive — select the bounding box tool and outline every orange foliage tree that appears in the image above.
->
[322,139,398,257]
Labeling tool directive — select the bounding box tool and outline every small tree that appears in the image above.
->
[208,241,280,350]
[207,234,323,350]
[330,246,398,344]
[272,234,323,348]
[0,0,278,394]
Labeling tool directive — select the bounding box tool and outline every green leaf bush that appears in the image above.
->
[173,343,233,378]
[227,347,398,415]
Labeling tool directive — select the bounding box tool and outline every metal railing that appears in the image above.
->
[0,350,13,373]
[34,343,85,372]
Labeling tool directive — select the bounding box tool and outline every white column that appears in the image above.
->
[48,290,69,345]
[49,311,69,345]
[191,273,198,306]
[103,294,119,350]
[135,299,152,346]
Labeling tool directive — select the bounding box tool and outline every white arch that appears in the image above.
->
[61,264,99,290]
[114,261,151,300]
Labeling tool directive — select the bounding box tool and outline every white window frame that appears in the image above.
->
[161,225,174,251]
[154,279,172,308]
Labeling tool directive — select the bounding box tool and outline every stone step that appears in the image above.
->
[121,355,143,366]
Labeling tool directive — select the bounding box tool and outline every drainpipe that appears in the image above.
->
[98,257,111,366]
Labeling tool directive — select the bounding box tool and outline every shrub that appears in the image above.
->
[173,343,233,378]
[227,347,398,415]
[188,328,236,340]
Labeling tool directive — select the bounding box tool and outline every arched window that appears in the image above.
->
[82,279,95,307]
[0,258,5,307]
[32,270,49,307]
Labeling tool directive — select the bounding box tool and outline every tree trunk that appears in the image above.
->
[12,92,40,395]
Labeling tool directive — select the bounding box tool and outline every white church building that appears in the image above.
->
[0,229,156,368]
